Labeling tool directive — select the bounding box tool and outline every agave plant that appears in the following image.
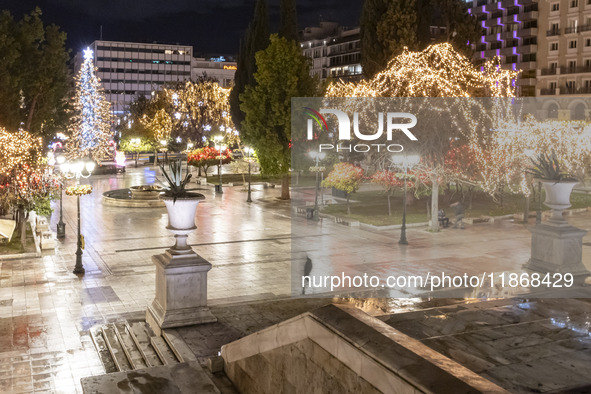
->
[159,159,196,202]
[526,150,577,182]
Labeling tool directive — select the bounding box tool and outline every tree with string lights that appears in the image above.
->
[66,48,113,163]
[325,43,518,231]
[0,128,57,249]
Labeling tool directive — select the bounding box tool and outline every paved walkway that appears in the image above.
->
[0,166,591,392]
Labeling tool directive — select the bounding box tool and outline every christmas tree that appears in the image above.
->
[66,48,112,163]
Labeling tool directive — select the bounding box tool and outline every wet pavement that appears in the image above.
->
[382,297,591,393]
[1,165,591,392]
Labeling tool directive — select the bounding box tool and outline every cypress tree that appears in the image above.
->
[279,0,298,42]
[229,0,269,131]
[360,0,390,80]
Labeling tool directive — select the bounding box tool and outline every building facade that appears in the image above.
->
[468,0,539,97]
[77,41,193,116]
[536,0,591,98]
[300,22,362,81]
[191,57,237,87]
[468,0,591,101]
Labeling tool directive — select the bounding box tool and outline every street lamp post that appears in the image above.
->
[536,181,542,225]
[214,136,225,194]
[391,154,420,245]
[55,156,66,239]
[309,151,326,219]
[245,147,253,203]
[61,160,95,275]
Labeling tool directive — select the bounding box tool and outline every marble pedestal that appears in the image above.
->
[147,249,217,335]
[525,221,589,283]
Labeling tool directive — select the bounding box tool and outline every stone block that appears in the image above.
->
[40,231,55,250]
[525,223,590,282]
[146,251,217,333]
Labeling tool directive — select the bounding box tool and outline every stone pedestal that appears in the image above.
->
[147,249,217,335]
[525,222,589,283]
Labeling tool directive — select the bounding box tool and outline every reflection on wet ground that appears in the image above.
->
[382,297,591,393]
[1,166,591,392]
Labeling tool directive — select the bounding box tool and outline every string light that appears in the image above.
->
[66,47,113,163]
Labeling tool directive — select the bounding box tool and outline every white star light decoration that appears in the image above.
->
[83,48,94,60]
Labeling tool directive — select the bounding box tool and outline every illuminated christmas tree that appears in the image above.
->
[66,48,112,163]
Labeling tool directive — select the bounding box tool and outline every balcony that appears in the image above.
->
[561,65,591,74]
[559,86,577,95]
[517,44,538,54]
[546,29,561,36]
[517,61,537,70]
[580,24,591,32]
[540,88,557,95]
[517,27,538,37]
[565,26,580,34]
[577,86,591,94]
[521,10,538,20]
[485,18,501,28]
[540,68,558,76]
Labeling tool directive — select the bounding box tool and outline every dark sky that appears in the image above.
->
[0,0,363,57]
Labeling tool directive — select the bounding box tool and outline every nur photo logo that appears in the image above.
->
[304,107,418,153]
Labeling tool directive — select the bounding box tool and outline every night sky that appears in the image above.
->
[0,0,363,57]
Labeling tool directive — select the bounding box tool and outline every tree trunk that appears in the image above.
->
[346,194,351,215]
[429,175,439,232]
[25,93,40,132]
[18,207,26,250]
[154,150,158,166]
[387,191,392,216]
[281,174,290,200]
[426,199,431,221]
[523,194,530,224]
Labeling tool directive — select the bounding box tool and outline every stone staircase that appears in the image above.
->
[83,320,237,393]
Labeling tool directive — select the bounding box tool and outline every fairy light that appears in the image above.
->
[66,47,113,163]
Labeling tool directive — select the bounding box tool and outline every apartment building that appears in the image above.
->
[537,0,591,101]
[76,41,193,116]
[300,22,362,81]
[467,0,539,97]
[192,57,237,87]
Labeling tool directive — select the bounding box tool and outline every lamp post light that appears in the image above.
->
[391,154,420,245]
[309,151,326,219]
[244,147,253,203]
[55,155,66,239]
[214,136,225,194]
[160,139,168,163]
[61,159,95,275]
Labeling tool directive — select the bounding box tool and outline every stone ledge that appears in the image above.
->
[221,304,508,394]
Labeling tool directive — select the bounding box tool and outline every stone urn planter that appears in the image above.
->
[526,179,588,283]
[540,180,578,224]
[130,185,163,200]
[162,193,204,253]
[146,160,216,334]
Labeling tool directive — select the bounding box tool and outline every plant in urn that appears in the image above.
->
[159,160,204,254]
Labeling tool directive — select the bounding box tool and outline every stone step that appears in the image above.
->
[151,335,179,365]
[163,328,197,363]
[102,324,133,372]
[113,322,148,370]
[81,361,221,394]
[127,321,164,368]
[89,327,118,374]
